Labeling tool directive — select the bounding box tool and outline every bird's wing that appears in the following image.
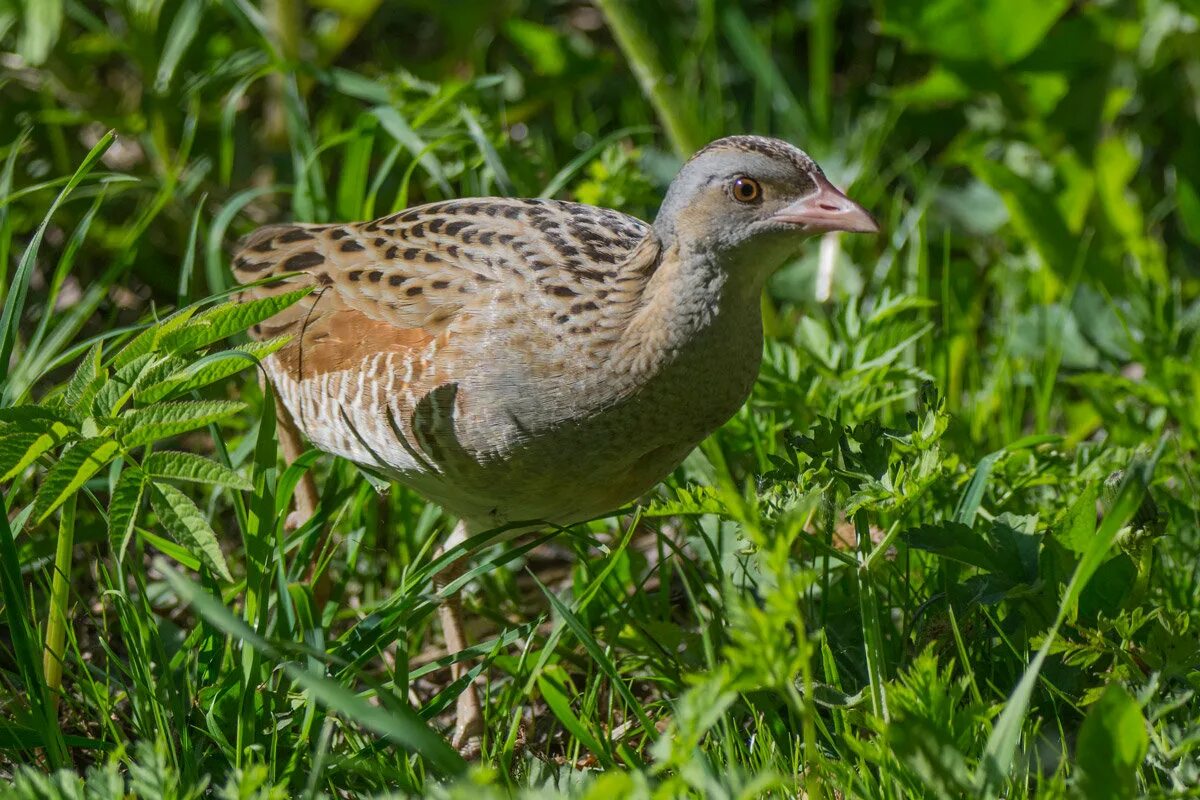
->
[233,197,652,371]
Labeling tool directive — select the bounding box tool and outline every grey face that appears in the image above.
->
[654,135,877,259]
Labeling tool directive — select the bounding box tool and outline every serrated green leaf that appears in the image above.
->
[109,308,196,371]
[67,372,109,415]
[0,422,73,482]
[136,339,289,404]
[91,352,157,418]
[0,430,43,481]
[149,482,233,582]
[144,451,252,491]
[108,467,145,562]
[32,437,120,523]
[159,288,312,355]
[0,405,79,429]
[125,353,189,401]
[63,343,103,408]
[118,400,245,449]
[641,484,727,517]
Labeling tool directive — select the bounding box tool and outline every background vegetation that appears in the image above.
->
[0,0,1198,796]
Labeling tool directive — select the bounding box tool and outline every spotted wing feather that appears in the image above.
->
[231,197,655,475]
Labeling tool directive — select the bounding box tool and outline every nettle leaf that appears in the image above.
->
[0,421,75,482]
[110,308,196,371]
[118,400,245,449]
[0,431,45,482]
[144,451,252,491]
[0,405,80,429]
[63,342,104,408]
[91,352,158,418]
[108,467,145,561]
[149,481,233,582]
[31,437,120,523]
[127,353,189,400]
[136,338,289,404]
[159,288,312,355]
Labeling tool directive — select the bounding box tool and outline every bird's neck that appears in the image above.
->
[614,235,767,379]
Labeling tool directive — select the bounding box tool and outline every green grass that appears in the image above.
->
[1,1,1199,797]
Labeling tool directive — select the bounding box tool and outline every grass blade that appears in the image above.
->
[162,567,467,776]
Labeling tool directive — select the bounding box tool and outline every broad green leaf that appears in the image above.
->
[901,521,1002,573]
[159,288,312,354]
[136,339,288,404]
[1055,483,1099,556]
[1076,685,1148,800]
[108,467,145,561]
[149,482,233,582]
[118,400,245,448]
[504,19,569,76]
[32,437,120,523]
[16,0,63,66]
[877,0,1070,65]
[144,451,252,491]
[968,158,1081,284]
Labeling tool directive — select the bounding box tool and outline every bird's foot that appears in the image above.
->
[450,687,484,758]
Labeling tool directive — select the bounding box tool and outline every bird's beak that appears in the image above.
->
[771,174,879,234]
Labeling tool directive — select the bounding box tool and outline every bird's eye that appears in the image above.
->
[731,176,762,203]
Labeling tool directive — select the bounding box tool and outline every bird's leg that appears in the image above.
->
[434,519,484,751]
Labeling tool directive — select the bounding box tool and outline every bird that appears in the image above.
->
[232,135,878,749]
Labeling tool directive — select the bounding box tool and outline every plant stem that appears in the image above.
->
[44,493,77,707]
[854,509,888,720]
[594,0,706,157]
[809,0,837,140]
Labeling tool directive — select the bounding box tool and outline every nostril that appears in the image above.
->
[818,202,840,212]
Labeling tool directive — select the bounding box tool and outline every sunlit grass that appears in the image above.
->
[0,1,1198,798]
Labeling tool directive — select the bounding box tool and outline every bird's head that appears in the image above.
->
[654,135,878,274]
